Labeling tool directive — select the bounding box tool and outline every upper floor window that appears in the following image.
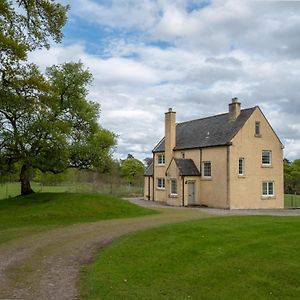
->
[262,181,274,197]
[170,179,177,195]
[238,158,244,176]
[202,161,212,177]
[157,178,165,189]
[255,121,261,136]
[262,150,272,165]
[157,154,165,165]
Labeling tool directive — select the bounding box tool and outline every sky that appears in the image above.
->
[28,0,300,161]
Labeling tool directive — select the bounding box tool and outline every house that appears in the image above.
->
[144,98,284,209]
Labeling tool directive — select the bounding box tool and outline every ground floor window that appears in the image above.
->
[262,181,274,197]
[156,178,165,189]
[170,179,177,195]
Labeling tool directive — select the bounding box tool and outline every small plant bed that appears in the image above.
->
[80,216,300,300]
[0,193,157,244]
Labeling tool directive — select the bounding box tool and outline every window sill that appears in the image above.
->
[201,177,212,181]
[254,134,262,138]
[156,164,165,167]
[169,194,178,198]
[261,164,273,168]
[156,188,165,191]
[261,196,276,200]
[238,175,246,178]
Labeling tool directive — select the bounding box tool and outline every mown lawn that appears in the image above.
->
[0,193,157,244]
[0,182,143,199]
[80,216,300,300]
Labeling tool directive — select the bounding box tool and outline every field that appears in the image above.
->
[0,182,143,200]
[0,193,156,244]
[80,216,300,300]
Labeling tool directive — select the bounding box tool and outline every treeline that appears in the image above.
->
[284,159,300,194]
[0,154,146,196]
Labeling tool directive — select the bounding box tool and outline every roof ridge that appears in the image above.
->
[177,106,256,125]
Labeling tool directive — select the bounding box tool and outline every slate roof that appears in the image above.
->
[144,162,153,176]
[153,107,256,152]
[174,158,200,176]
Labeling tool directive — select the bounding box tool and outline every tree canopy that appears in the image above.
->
[120,154,145,186]
[284,159,300,194]
[0,61,116,194]
[0,1,117,195]
[0,0,69,63]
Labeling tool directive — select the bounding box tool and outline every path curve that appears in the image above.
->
[0,199,211,300]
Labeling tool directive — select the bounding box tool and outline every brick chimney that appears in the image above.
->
[165,108,176,167]
[228,97,241,121]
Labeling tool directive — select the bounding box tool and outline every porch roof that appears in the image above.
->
[174,158,200,176]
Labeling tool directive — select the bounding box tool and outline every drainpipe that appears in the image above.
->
[148,176,150,200]
[152,152,155,201]
[182,176,185,206]
[226,145,231,208]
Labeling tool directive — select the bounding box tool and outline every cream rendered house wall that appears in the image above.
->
[229,107,284,209]
[200,146,228,208]
[173,147,228,208]
[153,152,167,202]
[165,159,183,206]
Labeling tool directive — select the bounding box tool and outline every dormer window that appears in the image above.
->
[157,154,165,165]
[255,121,261,136]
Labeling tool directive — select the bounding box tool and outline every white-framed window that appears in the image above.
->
[156,178,165,189]
[255,121,261,136]
[262,150,272,165]
[170,179,177,195]
[262,181,274,197]
[157,154,165,165]
[238,158,244,176]
[202,161,212,177]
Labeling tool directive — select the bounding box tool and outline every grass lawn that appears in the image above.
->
[0,193,156,244]
[0,182,143,199]
[80,216,300,300]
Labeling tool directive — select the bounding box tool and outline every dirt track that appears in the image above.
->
[0,199,210,300]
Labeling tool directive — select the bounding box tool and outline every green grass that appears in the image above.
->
[284,194,300,207]
[0,193,157,244]
[80,216,300,300]
[0,182,143,199]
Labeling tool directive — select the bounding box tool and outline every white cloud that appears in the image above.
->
[28,0,300,160]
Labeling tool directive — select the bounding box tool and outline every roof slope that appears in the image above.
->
[174,158,200,176]
[144,162,153,176]
[153,107,256,152]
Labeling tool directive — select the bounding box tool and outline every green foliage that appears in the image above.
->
[284,159,300,194]
[0,61,116,194]
[120,154,145,185]
[0,0,69,62]
[80,216,300,300]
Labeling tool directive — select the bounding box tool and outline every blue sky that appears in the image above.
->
[29,0,300,161]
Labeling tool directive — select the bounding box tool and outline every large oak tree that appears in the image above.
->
[0,1,117,194]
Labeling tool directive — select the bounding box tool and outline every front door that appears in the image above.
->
[188,182,195,205]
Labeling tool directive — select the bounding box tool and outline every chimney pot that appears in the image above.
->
[168,108,172,112]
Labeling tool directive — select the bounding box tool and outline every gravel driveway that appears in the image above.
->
[1,198,299,300]
[0,199,210,300]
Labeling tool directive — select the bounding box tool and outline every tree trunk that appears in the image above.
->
[20,163,34,195]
